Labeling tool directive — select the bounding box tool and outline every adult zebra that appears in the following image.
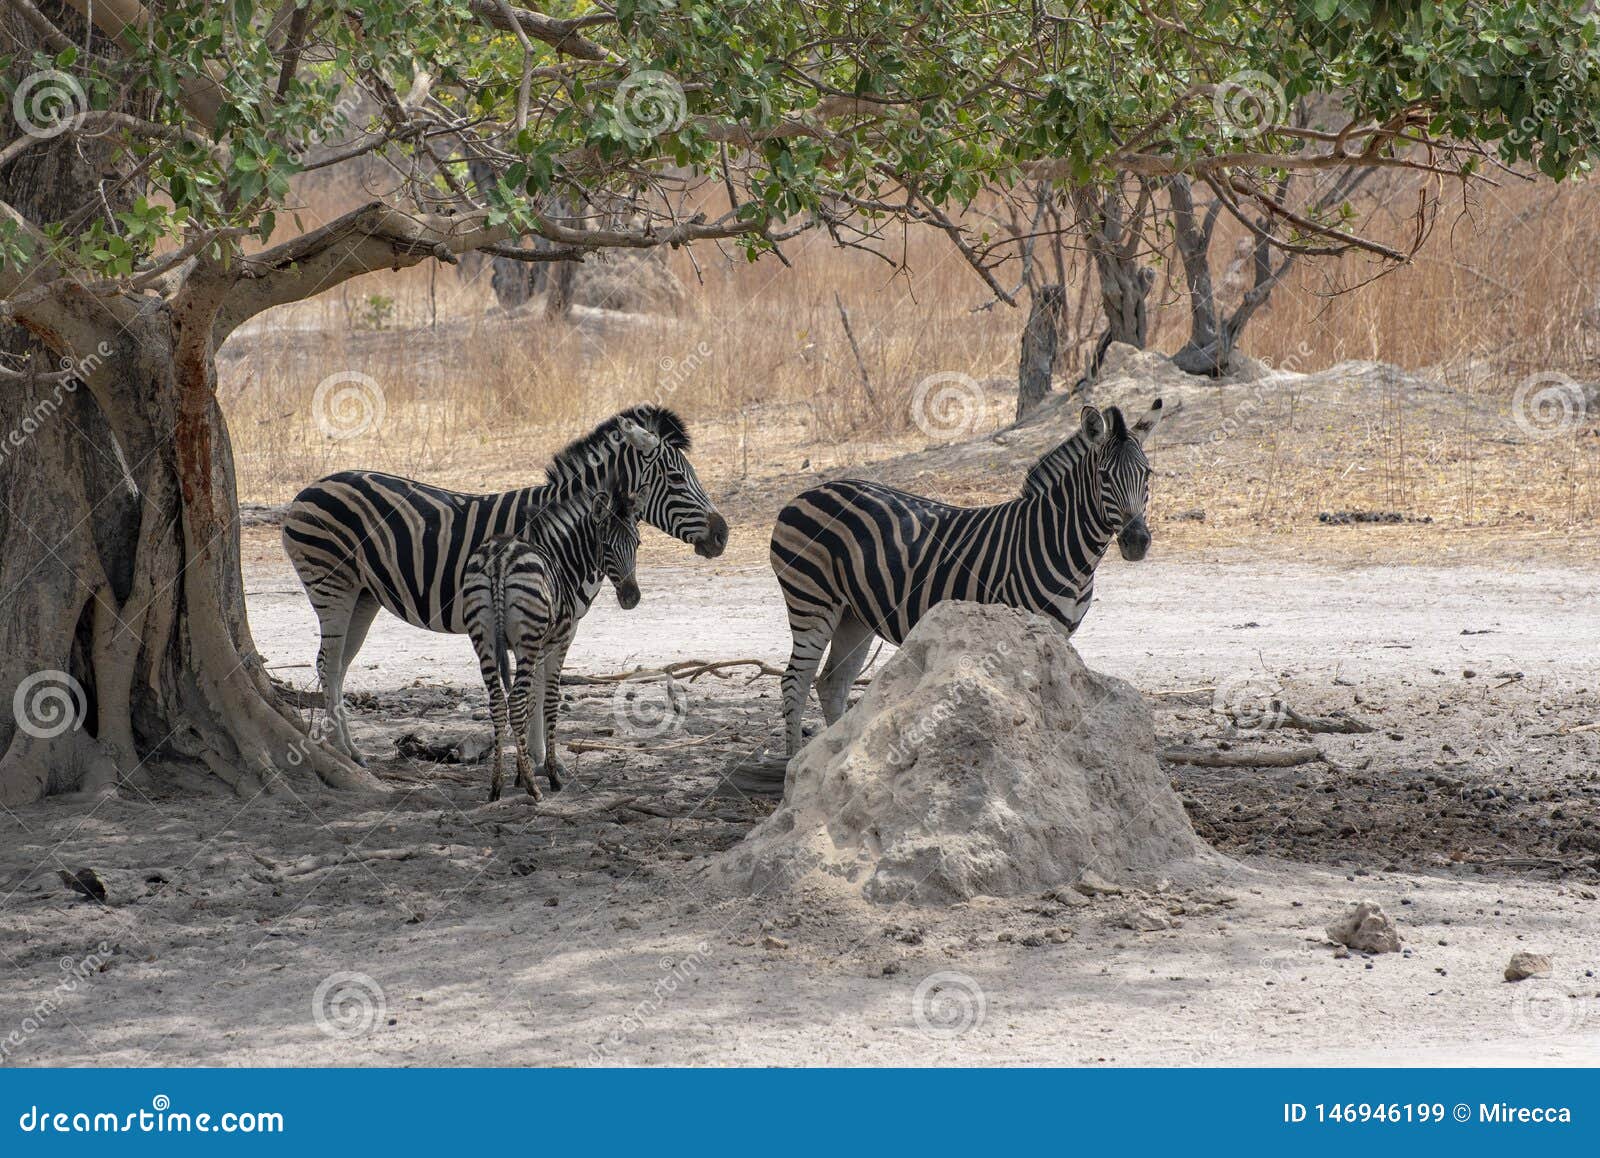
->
[283,405,727,769]
[769,399,1162,757]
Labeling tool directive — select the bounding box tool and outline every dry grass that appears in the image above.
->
[219,170,1600,565]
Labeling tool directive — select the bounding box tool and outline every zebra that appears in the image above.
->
[463,476,641,801]
[769,398,1163,757]
[281,405,727,767]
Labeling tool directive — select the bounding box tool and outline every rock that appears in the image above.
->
[1505,952,1552,982]
[1041,886,1091,908]
[452,734,493,764]
[1073,870,1124,898]
[1123,907,1177,931]
[614,915,640,930]
[1325,901,1401,953]
[761,935,789,951]
[58,867,107,903]
[717,601,1223,904]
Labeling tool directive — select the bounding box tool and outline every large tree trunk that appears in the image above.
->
[1073,181,1155,393]
[0,6,374,804]
[1016,284,1065,419]
[1167,175,1235,377]
[0,307,378,806]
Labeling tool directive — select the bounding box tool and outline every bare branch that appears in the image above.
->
[466,0,612,62]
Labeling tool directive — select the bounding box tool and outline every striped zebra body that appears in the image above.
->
[462,482,640,800]
[282,406,725,764]
[769,399,1163,756]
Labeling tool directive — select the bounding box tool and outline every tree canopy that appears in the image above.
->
[4,0,1600,317]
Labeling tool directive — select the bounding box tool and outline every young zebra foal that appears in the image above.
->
[462,478,641,801]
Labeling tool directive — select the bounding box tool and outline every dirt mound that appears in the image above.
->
[719,601,1225,904]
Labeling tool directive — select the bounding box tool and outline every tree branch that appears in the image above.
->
[466,0,612,62]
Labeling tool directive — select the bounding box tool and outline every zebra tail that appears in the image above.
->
[492,561,512,694]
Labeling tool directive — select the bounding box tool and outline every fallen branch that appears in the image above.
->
[251,847,416,881]
[566,728,732,755]
[566,658,785,684]
[1224,703,1373,734]
[1161,744,1324,768]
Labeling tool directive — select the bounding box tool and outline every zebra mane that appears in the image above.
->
[545,405,691,487]
[1021,424,1103,495]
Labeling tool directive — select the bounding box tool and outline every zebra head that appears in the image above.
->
[607,407,728,559]
[1089,398,1163,561]
[590,476,643,610]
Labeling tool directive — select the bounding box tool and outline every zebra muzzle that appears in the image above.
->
[1117,518,1151,562]
[614,576,641,609]
[695,513,729,558]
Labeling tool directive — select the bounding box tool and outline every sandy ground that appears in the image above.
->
[2,546,1598,1067]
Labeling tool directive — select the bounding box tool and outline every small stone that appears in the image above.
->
[543,897,559,907]
[879,960,901,976]
[1333,946,1350,959]
[614,915,640,930]
[1505,952,1552,982]
[1325,900,1402,954]
[761,935,789,951]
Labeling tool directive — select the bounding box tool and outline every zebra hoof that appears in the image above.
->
[544,755,567,793]
[488,785,503,803]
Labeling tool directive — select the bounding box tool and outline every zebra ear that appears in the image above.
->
[1130,397,1164,445]
[1080,406,1107,443]
[1104,406,1129,441]
[615,417,662,453]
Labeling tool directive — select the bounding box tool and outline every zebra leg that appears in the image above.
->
[509,657,543,801]
[310,588,365,764]
[780,609,838,758]
[528,655,553,799]
[815,609,875,726]
[466,610,511,801]
[535,636,572,793]
[331,593,381,760]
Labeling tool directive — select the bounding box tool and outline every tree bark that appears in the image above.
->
[1016,283,1065,419]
